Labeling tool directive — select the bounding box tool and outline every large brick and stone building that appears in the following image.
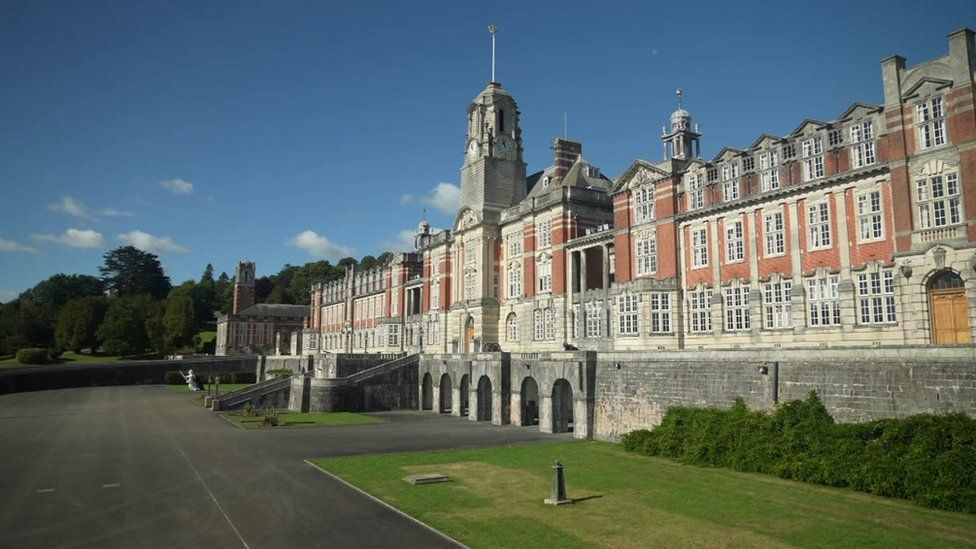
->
[216,261,307,356]
[283,30,976,439]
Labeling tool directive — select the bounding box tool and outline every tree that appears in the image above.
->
[99,246,171,299]
[19,274,104,318]
[0,301,54,353]
[169,280,216,326]
[163,295,197,350]
[55,296,108,353]
[201,263,215,283]
[97,297,150,355]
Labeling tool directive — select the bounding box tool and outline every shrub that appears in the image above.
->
[231,371,256,384]
[620,393,976,513]
[15,348,49,365]
[47,348,64,360]
[164,371,185,385]
[266,368,293,377]
[262,410,279,427]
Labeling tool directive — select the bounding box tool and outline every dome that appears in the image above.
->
[670,108,691,122]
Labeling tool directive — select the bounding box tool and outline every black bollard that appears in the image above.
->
[544,460,572,505]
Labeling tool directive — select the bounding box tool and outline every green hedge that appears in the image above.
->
[230,371,256,384]
[16,348,50,365]
[620,392,976,513]
[164,371,185,385]
[266,368,293,377]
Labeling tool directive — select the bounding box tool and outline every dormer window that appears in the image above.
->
[721,163,740,201]
[743,156,755,172]
[849,120,876,169]
[827,128,844,148]
[542,176,551,187]
[916,97,946,149]
[760,150,780,191]
[782,143,797,161]
[801,137,824,181]
[689,173,704,210]
[634,186,655,223]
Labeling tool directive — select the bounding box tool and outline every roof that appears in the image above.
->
[236,303,308,318]
[560,157,612,190]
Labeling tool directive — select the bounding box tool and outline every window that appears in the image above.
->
[507,232,523,257]
[430,279,439,310]
[391,287,398,316]
[634,187,655,223]
[743,156,755,172]
[388,325,399,346]
[724,286,751,331]
[464,242,476,265]
[916,173,961,229]
[722,163,740,201]
[917,97,946,149]
[802,137,824,181]
[464,271,477,300]
[760,150,780,191]
[537,219,552,248]
[650,293,671,333]
[807,201,831,249]
[725,220,744,263]
[807,276,841,327]
[533,309,545,341]
[585,301,603,338]
[572,304,580,339]
[689,289,712,333]
[850,121,876,168]
[827,128,844,148]
[857,191,884,241]
[636,237,657,276]
[544,308,555,340]
[763,281,792,329]
[707,167,719,183]
[507,314,519,341]
[692,227,708,268]
[782,143,797,161]
[764,211,785,256]
[857,270,897,324]
[507,262,522,299]
[537,259,552,293]
[618,295,638,335]
[689,173,704,210]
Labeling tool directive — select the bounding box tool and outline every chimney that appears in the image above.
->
[552,138,582,186]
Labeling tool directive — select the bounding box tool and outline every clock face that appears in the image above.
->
[497,137,514,158]
[467,140,479,159]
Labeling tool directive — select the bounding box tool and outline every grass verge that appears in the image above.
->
[223,411,385,430]
[312,441,976,548]
[0,351,163,367]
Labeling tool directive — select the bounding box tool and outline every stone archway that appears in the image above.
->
[439,373,453,413]
[421,372,433,411]
[476,375,492,421]
[551,378,574,433]
[458,374,470,416]
[521,377,539,426]
[928,270,971,344]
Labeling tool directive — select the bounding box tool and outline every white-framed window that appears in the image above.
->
[760,149,780,191]
[764,211,785,256]
[507,262,522,299]
[537,258,552,293]
[807,201,831,250]
[916,173,961,229]
[856,270,897,324]
[507,232,523,258]
[724,286,751,331]
[572,304,580,339]
[725,219,744,263]
[537,219,552,248]
[763,280,792,329]
[585,301,603,338]
[916,97,947,150]
[430,279,439,310]
[391,287,398,316]
[650,292,671,334]
[722,162,740,201]
[464,271,477,300]
[802,137,825,181]
[618,294,638,335]
[856,190,884,241]
[634,186,654,223]
[849,120,876,169]
[507,313,520,342]
[544,308,555,340]
[689,173,704,210]
[464,242,476,265]
[533,309,545,341]
[807,275,841,327]
[636,237,657,276]
[688,289,712,333]
[692,227,708,268]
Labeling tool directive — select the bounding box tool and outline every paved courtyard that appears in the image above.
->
[0,386,565,548]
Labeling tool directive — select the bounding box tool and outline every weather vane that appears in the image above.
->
[676,87,683,109]
[489,24,498,82]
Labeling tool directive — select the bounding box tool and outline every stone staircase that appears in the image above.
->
[210,374,297,411]
[346,353,420,385]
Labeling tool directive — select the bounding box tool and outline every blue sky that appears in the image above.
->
[1,0,973,300]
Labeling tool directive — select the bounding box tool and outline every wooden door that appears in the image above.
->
[930,289,972,344]
[465,324,475,352]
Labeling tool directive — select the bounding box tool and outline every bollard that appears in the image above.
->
[544,460,572,505]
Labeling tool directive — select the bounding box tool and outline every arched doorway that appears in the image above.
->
[476,375,492,421]
[928,270,971,344]
[464,316,475,353]
[521,377,539,426]
[439,373,453,413]
[421,373,433,410]
[459,374,470,416]
[551,379,574,433]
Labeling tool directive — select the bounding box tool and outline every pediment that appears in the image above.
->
[711,146,742,163]
[916,158,958,177]
[615,160,670,192]
[789,119,828,138]
[902,77,953,101]
[835,102,883,123]
[453,208,481,232]
[748,133,783,151]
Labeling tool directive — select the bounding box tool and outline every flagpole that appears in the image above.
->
[488,24,497,82]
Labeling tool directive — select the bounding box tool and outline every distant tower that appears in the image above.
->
[232,260,255,314]
[662,88,702,160]
[414,218,432,250]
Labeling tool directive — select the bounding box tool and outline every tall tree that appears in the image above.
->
[55,296,108,353]
[99,246,171,299]
[19,274,104,318]
[201,263,215,283]
[96,297,149,355]
[163,295,197,350]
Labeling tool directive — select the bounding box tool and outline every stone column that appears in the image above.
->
[451,387,462,417]
[602,245,610,290]
[539,395,554,433]
[510,391,523,426]
[580,249,588,292]
[467,388,478,421]
[492,391,504,426]
[432,384,441,413]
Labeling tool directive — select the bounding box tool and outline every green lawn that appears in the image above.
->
[313,441,976,548]
[0,351,162,367]
[196,331,217,344]
[223,411,385,429]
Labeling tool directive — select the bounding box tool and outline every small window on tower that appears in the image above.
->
[498,109,505,132]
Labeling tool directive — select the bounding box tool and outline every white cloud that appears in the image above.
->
[424,183,460,215]
[48,196,133,220]
[0,237,38,254]
[652,48,659,56]
[289,230,353,259]
[31,228,105,248]
[117,230,189,254]
[0,290,18,302]
[160,178,194,195]
[381,229,419,252]
[400,193,414,205]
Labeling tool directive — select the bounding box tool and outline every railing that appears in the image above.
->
[213,375,294,409]
[916,225,964,243]
[346,354,420,385]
